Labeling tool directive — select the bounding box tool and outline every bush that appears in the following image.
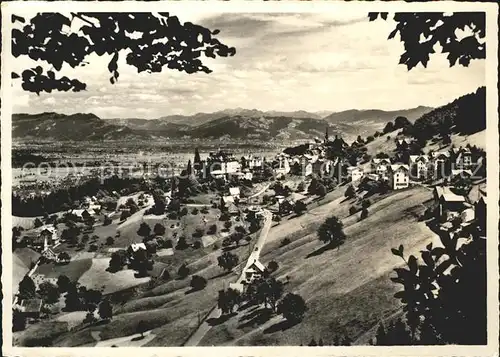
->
[190,275,207,291]
[191,208,199,215]
[103,217,112,226]
[88,244,98,252]
[207,224,217,235]
[361,199,371,209]
[176,237,189,250]
[192,241,202,249]
[106,236,115,246]
[224,221,232,230]
[178,264,190,279]
[360,208,369,220]
[349,206,360,216]
[280,238,291,247]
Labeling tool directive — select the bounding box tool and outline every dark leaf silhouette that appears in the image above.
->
[370,12,485,70]
[12,12,236,93]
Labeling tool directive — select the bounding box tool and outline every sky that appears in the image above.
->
[11,12,485,118]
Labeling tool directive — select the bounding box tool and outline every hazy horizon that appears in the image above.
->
[12,12,485,118]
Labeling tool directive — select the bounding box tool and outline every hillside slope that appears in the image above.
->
[195,186,437,346]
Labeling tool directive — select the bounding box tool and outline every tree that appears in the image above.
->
[38,281,60,304]
[344,185,356,199]
[13,309,26,332]
[136,320,148,338]
[386,231,486,344]
[190,275,207,291]
[277,293,307,323]
[57,251,71,263]
[106,236,115,246]
[218,288,241,315]
[224,220,232,230]
[178,263,190,279]
[108,250,127,272]
[293,201,307,216]
[176,236,189,250]
[12,13,236,94]
[267,261,279,273]
[257,277,284,311]
[394,116,411,130]
[369,12,485,70]
[360,208,369,221]
[18,275,36,299]
[137,222,151,240]
[194,148,201,165]
[33,217,43,228]
[120,210,131,221]
[229,232,244,246]
[217,252,239,272]
[153,223,166,237]
[57,274,71,293]
[383,121,395,134]
[64,282,82,311]
[316,183,327,197]
[83,311,97,325]
[98,299,113,320]
[317,216,346,247]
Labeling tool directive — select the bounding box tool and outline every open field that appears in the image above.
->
[199,186,437,346]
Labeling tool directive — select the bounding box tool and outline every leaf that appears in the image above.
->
[391,248,401,257]
[398,244,404,256]
[212,29,220,35]
[368,13,379,22]
[12,15,25,24]
[110,76,115,85]
[380,12,388,21]
[426,243,433,251]
[11,72,20,79]
[436,259,452,275]
[408,255,418,274]
[108,52,119,73]
[388,28,398,40]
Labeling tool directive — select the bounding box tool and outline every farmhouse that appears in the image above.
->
[433,186,467,221]
[17,298,43,319]
[26,225,59,252]
[371,158,392,178]
[229,187,241,199]
[244,260,266,282]
[431,151,451,174]
[127,243,147,257]
[409,155,430,180]
[455,147,473,169]
[312,159,333,177]
[347,166,364,183]
[41,247,58,262]
[275,157,291,177]
[388,164,410,190]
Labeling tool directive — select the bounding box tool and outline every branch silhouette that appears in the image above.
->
[12,12,236,94]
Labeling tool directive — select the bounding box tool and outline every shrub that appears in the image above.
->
[349,206,360,215]
[190,275,207,291]
[192,241,202,249]
[178,264,190,279]
[191,208,199,215]
[280,238,291,247]
[207,224,217,235]
[360,208,369,220]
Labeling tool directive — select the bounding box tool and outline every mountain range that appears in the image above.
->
[12,106,433,142]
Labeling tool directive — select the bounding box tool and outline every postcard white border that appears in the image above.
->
[1,1,499,357]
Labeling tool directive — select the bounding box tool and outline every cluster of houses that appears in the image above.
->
[359,146,479,190]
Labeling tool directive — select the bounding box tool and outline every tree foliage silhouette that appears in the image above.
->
[12,12,236,94]
[383,229,486,345]
[368,12,485,70]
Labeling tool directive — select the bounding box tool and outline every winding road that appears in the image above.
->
[183,208,273,346]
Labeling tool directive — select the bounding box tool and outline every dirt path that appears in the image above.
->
[183,209,273,346]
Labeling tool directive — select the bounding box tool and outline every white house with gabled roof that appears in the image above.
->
[388,164,410,190]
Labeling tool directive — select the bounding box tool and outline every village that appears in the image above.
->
[11,119,487,347]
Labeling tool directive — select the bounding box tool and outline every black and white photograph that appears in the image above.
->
[1,1,498,355]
